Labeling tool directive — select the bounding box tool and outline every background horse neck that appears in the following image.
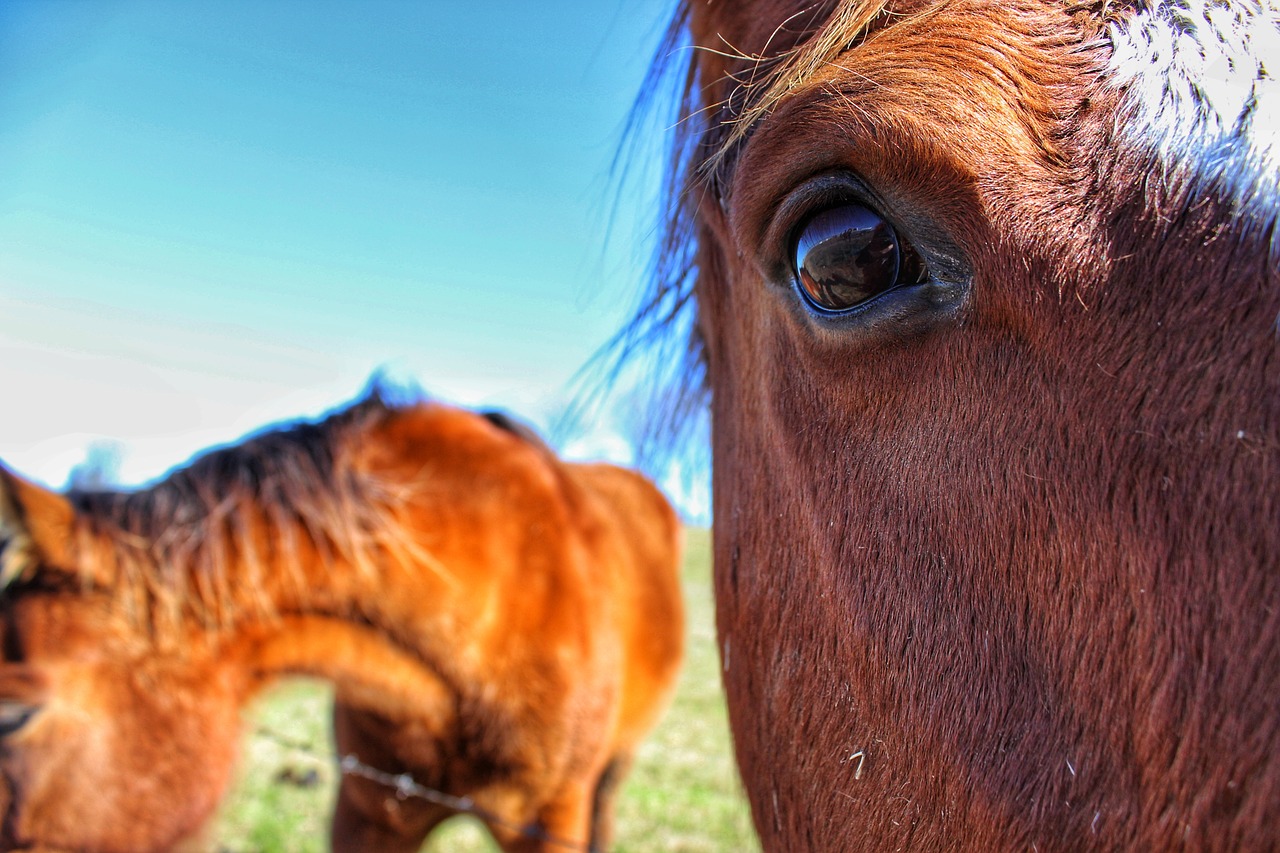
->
[227,614,452,714]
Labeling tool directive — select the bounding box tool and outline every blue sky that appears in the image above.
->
[0,1,706,518]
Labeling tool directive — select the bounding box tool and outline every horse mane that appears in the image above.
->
[61,389,432,644]
[594,3,705,454]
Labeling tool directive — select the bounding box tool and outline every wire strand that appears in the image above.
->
[254,725,596,852]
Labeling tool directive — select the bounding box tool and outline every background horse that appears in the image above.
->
[641,0,1280,848]
[0,392,684,852]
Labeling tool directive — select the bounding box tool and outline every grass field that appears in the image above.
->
[210,529,760,852]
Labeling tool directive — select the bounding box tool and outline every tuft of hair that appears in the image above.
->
[359,364,427,409]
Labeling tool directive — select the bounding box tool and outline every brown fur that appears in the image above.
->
[647,0,1280,849]
[0,394,684,852]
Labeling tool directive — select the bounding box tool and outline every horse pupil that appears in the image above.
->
[795,205,901,311]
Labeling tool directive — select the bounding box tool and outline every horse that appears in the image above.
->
[0,391,684,852]
[636,0,1280,848]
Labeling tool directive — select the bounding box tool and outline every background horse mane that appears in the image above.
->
[20,390,442,643]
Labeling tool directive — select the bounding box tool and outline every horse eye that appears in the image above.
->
[0,699,37,737]
[793,204,910,312]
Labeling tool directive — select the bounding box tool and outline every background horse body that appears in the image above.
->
[653,0,1280,848]
[0,394,684,852]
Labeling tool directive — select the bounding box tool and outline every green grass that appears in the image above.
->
[211,529,759,852]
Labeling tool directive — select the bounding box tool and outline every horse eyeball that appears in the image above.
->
[794,204,901,312]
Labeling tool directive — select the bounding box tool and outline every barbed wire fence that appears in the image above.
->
[251,725,595,853]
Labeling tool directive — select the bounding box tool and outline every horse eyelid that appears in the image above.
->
[782,181,970,291]
[766,173,913,276]
[769,174,880,242]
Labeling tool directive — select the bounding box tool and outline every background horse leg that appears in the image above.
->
[488,780,594,853]
[330,775,449,853]
[587,753,632,852]
[330,702,450,853]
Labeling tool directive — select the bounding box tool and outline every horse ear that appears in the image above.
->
[0,466,75,588]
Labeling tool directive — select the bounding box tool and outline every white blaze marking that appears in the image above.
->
[1107,0,1280,192]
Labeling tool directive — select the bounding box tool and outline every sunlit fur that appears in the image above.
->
[0,393,684,853]
[643,0,1280,848]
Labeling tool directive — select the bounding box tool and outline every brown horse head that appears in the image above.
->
[0,467,245,853]
[650,0,1280,848]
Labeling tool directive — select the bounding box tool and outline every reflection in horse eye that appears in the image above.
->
[794,204,903,312]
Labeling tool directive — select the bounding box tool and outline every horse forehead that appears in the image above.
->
[698,2,1280,173]
[1106,0,1280,187]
